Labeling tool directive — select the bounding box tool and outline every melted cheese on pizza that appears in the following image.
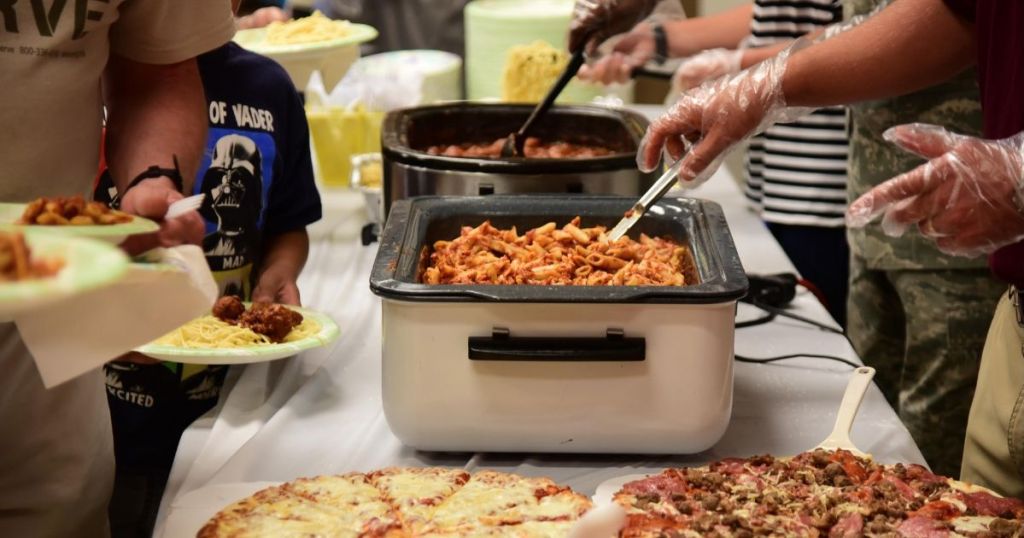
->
[428,471,589,532]
[199,468,592,537]
[370,468,470,530]
[200,487,368,537]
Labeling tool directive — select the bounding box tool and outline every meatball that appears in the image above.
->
[238,302,303,342]
[212,296,245,322]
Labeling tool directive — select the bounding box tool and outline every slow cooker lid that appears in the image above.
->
[370,195,749,304]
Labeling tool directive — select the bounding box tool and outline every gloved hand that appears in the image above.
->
[577,23,655,85]
[671,48,744,92]
[569,0,659,54]
[847,123,1024,257]
[637,40,811,188]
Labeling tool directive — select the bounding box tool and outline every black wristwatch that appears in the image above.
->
[111,155,185,209]
[652,23,669,65]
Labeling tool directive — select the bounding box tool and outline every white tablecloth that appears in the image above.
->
[154,122,925,538]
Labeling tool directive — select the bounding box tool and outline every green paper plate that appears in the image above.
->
[0,203,160,244]
[135,304,340,365]
[234,22,378,57]
[0,232,129,321]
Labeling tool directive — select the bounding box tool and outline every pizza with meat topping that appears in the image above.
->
[613,449,1024,537]
[198,467,592,537]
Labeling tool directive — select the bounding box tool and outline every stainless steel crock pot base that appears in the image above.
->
[380,299,736,454]
[370,196,747,304]
[380,103,660,217]
[385,164,648,206]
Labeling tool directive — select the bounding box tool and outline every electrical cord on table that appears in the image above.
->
[737,272,844,334]
[736,272,858,369]
[735,352,861,369]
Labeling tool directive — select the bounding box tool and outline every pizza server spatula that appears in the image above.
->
[812,366,874,457]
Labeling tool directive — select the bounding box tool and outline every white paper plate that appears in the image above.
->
[0,232,129,322]
[233,22,377,91]
[0,202,159,244]
[234,22,377,57]
[160,482,280,538]
[135,305,339,365]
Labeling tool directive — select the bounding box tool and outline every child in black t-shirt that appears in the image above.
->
[95,17,322,537]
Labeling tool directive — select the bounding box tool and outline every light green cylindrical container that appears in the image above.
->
[464,0,632,103]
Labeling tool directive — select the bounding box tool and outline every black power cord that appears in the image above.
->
[738,273,845,334]
[736,273,858,369]
[735,353,861,369]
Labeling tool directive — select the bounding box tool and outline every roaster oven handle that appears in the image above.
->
[468,329,646,362]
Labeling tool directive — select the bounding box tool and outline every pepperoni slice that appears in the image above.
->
[622,472,688,497]
[958,490,1024,518]
[828,512,863,538]
[896,516,951,538]
[904,464,947,485]
[910,501,960,521]
[709,458,748,475]
[884,475,918,501]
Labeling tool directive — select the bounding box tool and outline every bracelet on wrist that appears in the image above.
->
[110,155,185,209]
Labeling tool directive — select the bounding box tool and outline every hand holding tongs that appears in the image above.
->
[606,158,685,242]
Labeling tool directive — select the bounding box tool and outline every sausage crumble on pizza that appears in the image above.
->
[198,467,592,537]
[613,449,1024,537]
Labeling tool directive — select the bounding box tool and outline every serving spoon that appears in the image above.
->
[499,48,587,158]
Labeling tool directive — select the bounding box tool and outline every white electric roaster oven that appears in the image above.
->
[369,195,749,454]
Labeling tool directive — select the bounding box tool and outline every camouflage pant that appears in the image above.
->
[847,255,1004,477]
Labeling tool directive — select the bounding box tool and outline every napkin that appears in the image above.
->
[17,245,217,388]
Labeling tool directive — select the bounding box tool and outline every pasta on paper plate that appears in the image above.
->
[136,297,339,365]
[265,11,352,45]
[234,11,377,54]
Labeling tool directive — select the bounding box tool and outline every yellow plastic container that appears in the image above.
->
[306,105,385,188]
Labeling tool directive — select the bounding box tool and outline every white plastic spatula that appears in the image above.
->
[165,193,205,220]
[813,366,875,457]
[568,503,627,538]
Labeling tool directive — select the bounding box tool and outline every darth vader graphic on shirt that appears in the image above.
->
[197,128,276,297]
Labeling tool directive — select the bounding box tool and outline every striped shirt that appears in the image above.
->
[743,0,849,227]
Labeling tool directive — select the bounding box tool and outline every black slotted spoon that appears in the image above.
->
[499,47,587,158]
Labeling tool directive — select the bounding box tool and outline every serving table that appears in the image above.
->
[154,108,925,537]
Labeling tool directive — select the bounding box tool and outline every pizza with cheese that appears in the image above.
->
[198,467,592,537]
[613,449,1024,537]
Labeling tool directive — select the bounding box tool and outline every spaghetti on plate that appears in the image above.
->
[153,315,320,349]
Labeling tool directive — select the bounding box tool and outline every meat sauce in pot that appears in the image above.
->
[426,137,614,159]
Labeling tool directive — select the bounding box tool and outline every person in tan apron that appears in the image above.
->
[0,2,235,536]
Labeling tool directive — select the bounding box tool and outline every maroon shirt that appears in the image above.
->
[944,0,1024,285]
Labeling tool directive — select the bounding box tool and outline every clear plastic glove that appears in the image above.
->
[637,40,811,188]
[578,23,655,85]
[671,48,743,92]
[846,123,1024,257]
[569,0,658,54]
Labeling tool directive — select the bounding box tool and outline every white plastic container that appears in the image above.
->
[370,196,748,454]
